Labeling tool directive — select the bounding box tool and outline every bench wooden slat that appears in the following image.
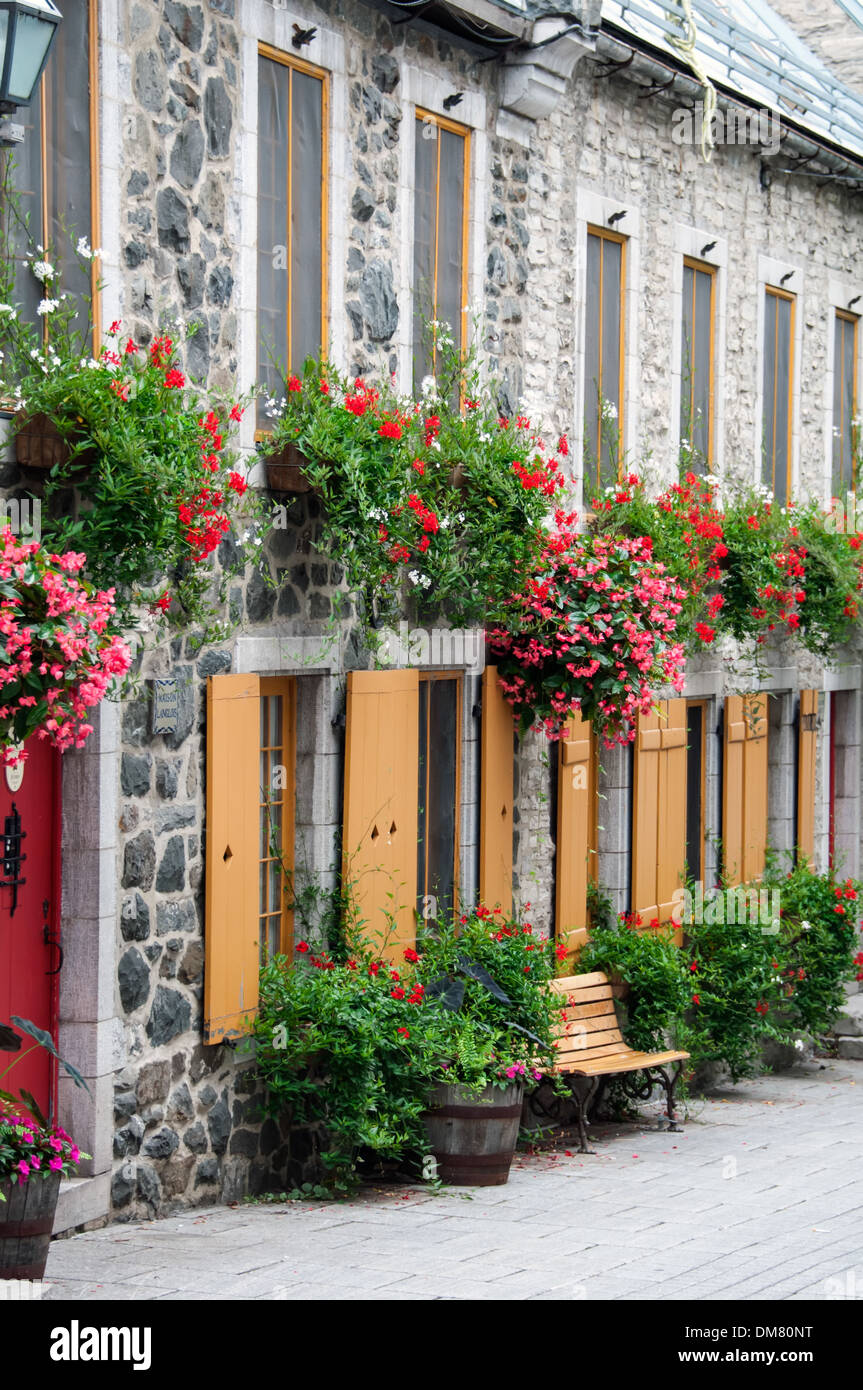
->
[554,1026,624,1052]
[554,1040,635,1065]
[550,971,609,993]
[556,1047,690,1076]
[555,986,615,1006]
[554,1012,621,1036]
[560,999,619,1020]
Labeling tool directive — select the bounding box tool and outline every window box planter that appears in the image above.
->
[422,1079,524,1186]
[0,1170,61,1280]
[262,439,313,495]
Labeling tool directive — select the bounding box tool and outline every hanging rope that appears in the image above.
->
[668,0,717,161]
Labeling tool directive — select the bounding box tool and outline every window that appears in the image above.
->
[412,109,470,386]
[417,673,461,924]
[257,46,328,426]
[583,226,625,493]
[762,286,795,505]
[259,679,296,962]
[4,0,99,339]
[833,310,858,495]
[685,701,707,883]
[681,259,715,469]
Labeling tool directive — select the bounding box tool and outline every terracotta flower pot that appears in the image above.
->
[0,1170,60,1279]
[264,439,313,494]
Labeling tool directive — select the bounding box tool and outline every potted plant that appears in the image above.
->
[0,1016,90,1279]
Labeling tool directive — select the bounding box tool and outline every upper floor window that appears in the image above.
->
[257,46,328,427]
[680,258,715,470]
[412,109,470,387]
[4,0,98,340]
[762,285,795,506]
[583,226,625,493]
[833,310,858,495]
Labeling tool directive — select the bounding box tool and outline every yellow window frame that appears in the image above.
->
[681,256,716,469]
[414,107,471,376]
[834,308,858,493]
[585,224,627,488]
[257,41,329,438]
[417,669,463,921]
[258,675,297,961]
[764,284,796,501]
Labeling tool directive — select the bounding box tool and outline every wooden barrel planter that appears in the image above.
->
[423,1080,524,1186]
[263,439,313,494]
[0,1171,61,1279]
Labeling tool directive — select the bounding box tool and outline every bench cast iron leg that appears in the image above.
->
[570,1076,600,1154]
[655,1063,683,1133]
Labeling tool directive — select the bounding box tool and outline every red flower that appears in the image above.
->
[555,944,568,961]
[369,962,381,976]
[164,368,186,390]
[755,1001,769,1016]
[228,472,247,496]
[690,961,698,973]
[746,516,760,530]
[110,378,130,401]
[558,434,568,457]
[154,591,171,614]
[397,1026,410,1037]
[391,987,406,1000]
[691,994,700,1006]
[109,319,121,334]
[403,947,420,963]
[378,420,402,441]
[287,375,302,392]
[694,622,715,644]
[296,941,309,954]
[124,337,137,355]
[229,403,244,422]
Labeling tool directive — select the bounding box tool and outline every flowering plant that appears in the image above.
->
[253,902,563,1187]
[0,230,266,639]
[0,1016,90,1198]
[259,329,567,628]
[488,511,687,744]
[0,530,130,763]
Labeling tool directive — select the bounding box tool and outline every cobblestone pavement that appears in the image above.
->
[43,1057,863,1301]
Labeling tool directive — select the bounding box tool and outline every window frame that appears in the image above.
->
[680,256,716,470]
[583,223,627,491]
[762,283,796,503]
[417,668,463,923]
[258,675,296,962]
[255,41,329,434]
[832,308,859,495]
[412,106,471,383]
[685,698,708,886]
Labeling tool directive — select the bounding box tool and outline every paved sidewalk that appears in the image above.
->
[44,1057,863,1301]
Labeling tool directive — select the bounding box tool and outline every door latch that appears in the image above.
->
[1,803,27,916]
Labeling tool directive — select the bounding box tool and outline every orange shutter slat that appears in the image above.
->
[797,689,818,867]
[632,705,662,923]
[480,665,514,915]
[343,670,419,958]
[657,698,687,939]
[204,673,261,1044]
[743,693,768,882]
[723,695,746,886]
[556,708,596,966]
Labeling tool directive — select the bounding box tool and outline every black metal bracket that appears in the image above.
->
[1,803,27,917]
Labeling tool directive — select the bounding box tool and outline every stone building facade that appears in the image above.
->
[1,0,863,1227]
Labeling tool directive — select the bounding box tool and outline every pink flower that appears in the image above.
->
[49,1156,63,1171]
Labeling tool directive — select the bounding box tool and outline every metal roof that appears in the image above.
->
[601,0,863,158]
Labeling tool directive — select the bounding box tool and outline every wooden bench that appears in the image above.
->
[537,971,690,1153]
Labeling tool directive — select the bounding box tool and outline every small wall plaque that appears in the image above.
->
[152,678,180,735]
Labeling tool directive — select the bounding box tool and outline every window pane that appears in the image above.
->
[268,694,283,748]
[599,237,622,489]
[427,679,458,921]
[685,705,704,883]
[583,232,602,489]
[257,56,290,424]
[413,118,437,384]
[291,69,323,370]
[762,292,777,491]
[692,268,712,465]
[416,678,429,911]
[681,263,695,449]
[774,295,792,506]
[833,315,857,494]
[437,128,465,357]
[843,318,857,489]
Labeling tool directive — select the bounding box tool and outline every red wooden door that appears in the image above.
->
[0,737,61,1120]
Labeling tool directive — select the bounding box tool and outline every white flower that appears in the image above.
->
[36,298,59,315]
[408,570,432,589]
[793,1038,805,1052]
[420,375,438,400]
[76,237,91,258]
[51,355,61,367]
[600,398,618,422]
[32,261,55,282]
[0,303,15,316]
[801,919,812,932]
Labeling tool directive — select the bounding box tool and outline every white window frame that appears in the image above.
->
[237,2,348,476]
[574,189,641,510]
[670,225,727,483]
[756,254,803,502]
[397,67,487,393]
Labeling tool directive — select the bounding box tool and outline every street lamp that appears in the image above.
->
[0,1,62,144]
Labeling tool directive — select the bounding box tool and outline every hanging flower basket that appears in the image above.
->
[263,439,313,494]
[14,411,94,477]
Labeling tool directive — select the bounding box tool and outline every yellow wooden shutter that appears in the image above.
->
[657,698,687,927]
[479,665,514,914]
[797,689,818,867]
[742,692,768,882]
[343,669,419,957]
[556,709,596,964]
[632,700,687,932]
[632,706,662,924]
[723,692,768,884]
[204,673,261,1044]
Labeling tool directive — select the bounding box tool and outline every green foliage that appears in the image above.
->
[681,911,781,1080]
[764,859,862,1036]
[252,906,564,1187]
[259,327,567,634]
[579,917,691,1054]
